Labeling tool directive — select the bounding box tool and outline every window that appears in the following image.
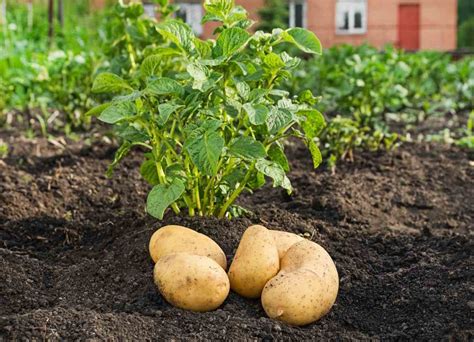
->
[289,0,307,28]
[143,3,156,19]
[336,0,367,34]
[176,3,203,36]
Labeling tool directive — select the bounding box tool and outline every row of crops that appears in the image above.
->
[1,0,473,169]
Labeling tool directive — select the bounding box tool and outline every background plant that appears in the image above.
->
[89,0,326,219]
[286,44,474,167]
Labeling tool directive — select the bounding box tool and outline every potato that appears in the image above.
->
[153,253,230,312]
[228,225,280,298]
[270,230,304,259]
[149,225,227,269]
[261,240,339,326]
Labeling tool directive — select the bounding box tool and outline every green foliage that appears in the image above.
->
[458,17,474,48]
[90,0,325,219]
[286,44,474,168]
[257,0,288,32]
[456,111,474,149]
[458,0,474,26]
[0,0,104,133]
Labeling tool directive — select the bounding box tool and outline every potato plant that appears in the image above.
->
[89,0,325,219]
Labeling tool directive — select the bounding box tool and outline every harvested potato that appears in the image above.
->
[261,240,339,326]
[228,225,280,298]
[154,253,230,312]
[149,225,227,269]
[270,230,304,259]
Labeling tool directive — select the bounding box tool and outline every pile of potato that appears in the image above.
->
[149,224,339,326]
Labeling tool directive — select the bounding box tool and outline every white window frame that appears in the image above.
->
[335,0,367,35]
[176,3,203,36]
[289,0,307,28]
[143,3,156,19]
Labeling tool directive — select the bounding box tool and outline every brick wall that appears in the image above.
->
[89,0,457,50]
[308,0,457,51]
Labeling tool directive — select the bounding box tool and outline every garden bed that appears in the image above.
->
[0,134,472,340]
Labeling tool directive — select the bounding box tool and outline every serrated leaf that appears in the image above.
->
[266,107,293,134]
[268,144,289,172]
[158,103,183,125]
[229,136,266,160]
[243,103,268,125]
[140,159,159,185]
[98,101,135,124]
[282,28,322,55]
[298,109,326,139]
[146,77,184,96]
[141,55,162,77]
[255,159,292,192]
[213,27,250,57]
[308,140,323,168]
[184,129,224,176]
[146,179,185,219]
[92,73,132,93]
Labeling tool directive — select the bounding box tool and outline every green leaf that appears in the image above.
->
[141,55,162,77]
[263,53,285,70]
[243,103,268,125]
[298,109,326,139]
[213,27,250,57]
[98,101,135,124]
[203,0,233,21]
[236,81,250,100]
[158,103,183,125]
[255,159,292,192]
[229,136,266,160]
[117,125,149,142]
[92,73,132,94]
[282,28,322,55]
[146,77,184,96]
[140,160,159,185]
[146,179,185,219]
[247,170,266,190]
[85,103,111,117]
[266,107,293,134]
[187,63,208,91]
[157,20,195,53]
[268,144,289,172]
[308,140,322,168]
[184,130,224,176]
[106,142,131,177]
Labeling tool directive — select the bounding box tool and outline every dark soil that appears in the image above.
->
[0,133,473,340]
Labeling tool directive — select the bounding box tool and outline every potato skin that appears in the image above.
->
[153,253,230,312]
[261,240,339,326]
[228,225,280,298]
[270,230,304,259]
[149,225,227,269]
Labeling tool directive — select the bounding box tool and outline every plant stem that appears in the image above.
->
[217,162,255,218]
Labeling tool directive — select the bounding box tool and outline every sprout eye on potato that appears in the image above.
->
[149,225,227,270]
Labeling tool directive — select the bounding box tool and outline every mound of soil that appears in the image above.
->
[0,134,473,340]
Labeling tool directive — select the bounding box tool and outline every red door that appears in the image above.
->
[398,4,420,50]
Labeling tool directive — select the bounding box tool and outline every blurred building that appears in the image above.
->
[91,0,458,50]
